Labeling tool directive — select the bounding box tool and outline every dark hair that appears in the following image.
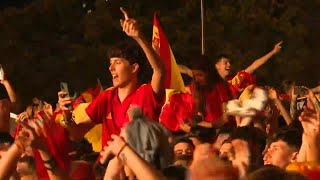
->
[271,129,302,151]
[190,54,224,87]
[281,80,295,94]
[230,126,266,148]
[162,165,188,180]
[189,55,229,116]
[217,127,233,137]
[248,165,307,180]
[215,54,231,64]
[0,132,14,145]
[230,126,266,168]
[107,41,151,84]
[187,125,216,143]
[19,155,36,170]
[173,137,195,150]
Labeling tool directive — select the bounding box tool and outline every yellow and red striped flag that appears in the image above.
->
[152,12,185,95]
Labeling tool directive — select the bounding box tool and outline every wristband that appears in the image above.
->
[117,143,128,158]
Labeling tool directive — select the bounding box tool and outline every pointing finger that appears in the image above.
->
[120,7,129,20]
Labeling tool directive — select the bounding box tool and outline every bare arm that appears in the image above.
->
[0,143,23,179]
[0,68,19,113]
[274,99,293,125]
[244,42,282,74]
[299,109,320,162]
[178,64,193,78]
[268,88,293,125]
[38,150,71,180]
[58,91,95,140]
[311,85,320,93]
[101,135,166,180]
[120,8,165,95]
[21,117,71,180]
[290,93,298,119]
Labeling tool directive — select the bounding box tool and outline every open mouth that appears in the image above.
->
[225,68,230,71]
[264,161,271,165]
[112,75,118,79]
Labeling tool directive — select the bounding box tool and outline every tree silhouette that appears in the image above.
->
[0,0,319,106]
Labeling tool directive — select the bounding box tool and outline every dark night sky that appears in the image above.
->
[0,0,32,8]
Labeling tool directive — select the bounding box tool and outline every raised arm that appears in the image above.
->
[311,85,320,93]
[101,135,165,180]
[0,142,24,179]
[58,91,95,141]
[0,67,19,113]
[120,7,165,95]
[178,64,194,78]
[19,117,71,180]
[268,88,293,125]
[244,42,282,74]
[298,97,320,162]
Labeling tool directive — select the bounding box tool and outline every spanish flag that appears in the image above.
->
[152,12,185,96]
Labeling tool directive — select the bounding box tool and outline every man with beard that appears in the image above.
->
[173,137,195,167]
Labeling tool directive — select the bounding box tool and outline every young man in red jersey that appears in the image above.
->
[58,8,165,147]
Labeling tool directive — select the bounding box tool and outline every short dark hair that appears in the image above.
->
[217,127,233,137]
[19,155,36,170]
[162,165,188,180]
[215,54,231,64]
[187,125,216,143]
[107,41,146,64]
[107,41,151,84]
[190,54,212,72]
[248,165,307,180]
[271,129,302,151]
[173,137,195,149]
[230,126,266,147]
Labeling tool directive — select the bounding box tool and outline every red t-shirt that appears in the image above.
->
[227,70,256,98]
[160,82,230,131]
[86,83,164,147]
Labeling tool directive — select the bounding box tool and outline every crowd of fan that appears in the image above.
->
[0,7,319,180]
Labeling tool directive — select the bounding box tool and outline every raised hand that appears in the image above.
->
[0,66,6,83]
[16,111,31,122]
[16,118,49,152]
[299,106,319,137]
[58,91,73,111]
[100,134,127,164]
[119,7,141,39]
[231,139,250,178]
[272,41,282,54]
[268,88,278,100]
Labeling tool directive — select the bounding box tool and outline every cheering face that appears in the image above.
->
[263,140,297,169]
[215,58,231,79]
[109,57,138,88]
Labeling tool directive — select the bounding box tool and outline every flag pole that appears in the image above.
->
[201,0,205,55]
